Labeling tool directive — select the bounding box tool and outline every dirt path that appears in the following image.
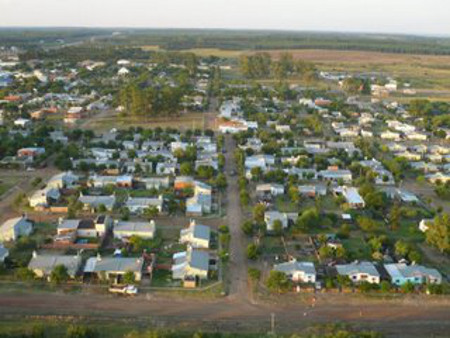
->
[224,135,249,300]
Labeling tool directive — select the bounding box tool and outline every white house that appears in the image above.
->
[335,261,380,284]
[0,216,33,242]
[273,260,316,283]
[179,220,211,249]
[114,220,156,240]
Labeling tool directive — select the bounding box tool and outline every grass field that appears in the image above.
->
[83,112,217,132]
[181,48,450,92]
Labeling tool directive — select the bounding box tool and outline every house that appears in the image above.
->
[0,216,33,242]
[426,172,450,184]
[275,125,291,133]
[174,176,195,190]
[273,260,316,283]
[114,220,156,240]
[256,183,285,197]
[155,162,177,175]
[84,255,144,282]
[57,216,112,240]
[245,155,275,172]
[47,171,79,189]
[125,196,163,214]
[384,263,442,286]
[186,181,212,216]
[138,177,170,190]
[28,251,82,279]
[333,186,365,209]
[17,147,45,158]
[264,211,289,231]
[172,246,209,280]
[118,67,130,76]
[78,194,116,211]
[319,168,352,183]
[14,118,31,128]
[298,184,327,197]
[0,244,9,263]
[64,106,84,123]
[180,220,211,249]
[419,219,433,232]
[88,175,133,188]
[29,187,61,208]
[380,131,401,141]
[335,261,380,284]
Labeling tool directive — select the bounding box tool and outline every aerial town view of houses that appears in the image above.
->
[0,8,450,337]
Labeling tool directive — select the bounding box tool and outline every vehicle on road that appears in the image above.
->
[108,285,138,296]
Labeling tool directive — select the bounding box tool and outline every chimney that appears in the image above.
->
[96,253,102,261]
[32,250,37,258]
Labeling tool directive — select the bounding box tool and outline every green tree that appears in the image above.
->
[50,264,69,284]
[426,213,450,253]
[253,203,266,223]
[180,162,194,176]
[246,243,260,260]
[241,220,254,236]
[266,270,291,293]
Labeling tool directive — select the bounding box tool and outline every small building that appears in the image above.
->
[335,261,380,284]
[384,263,442,286]
[84,255,144,282]
[0,216,33,242]
[179,220,211,249]
[114,220,156,240]
[273,260,316,283]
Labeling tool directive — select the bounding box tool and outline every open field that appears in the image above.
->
[183,48,450,92]
[82,111,218,132]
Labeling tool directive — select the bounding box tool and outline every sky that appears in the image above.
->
[0,0,449,36]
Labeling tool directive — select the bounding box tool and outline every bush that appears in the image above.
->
[50,264,69,284]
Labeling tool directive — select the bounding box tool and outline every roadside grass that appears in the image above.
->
[0,176,21,197]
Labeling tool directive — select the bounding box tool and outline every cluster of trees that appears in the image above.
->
[118,83,184,117]
[239,52,316,80]
[426,213,450,253]
[341,77,371,95]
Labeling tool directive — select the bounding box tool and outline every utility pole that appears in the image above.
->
[270,312,276,335]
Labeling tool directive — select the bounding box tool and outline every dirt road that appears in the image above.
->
[0,291,449,336]
[224,135,248,299]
